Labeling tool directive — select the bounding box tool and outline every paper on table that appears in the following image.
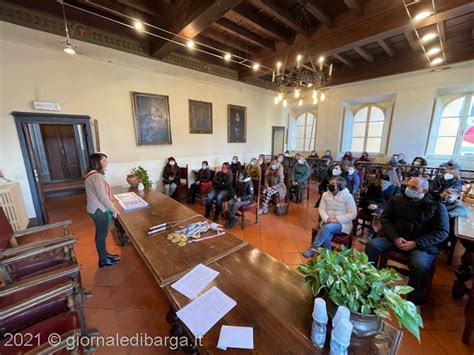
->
[176,287,237,338]
[171,264,220,299]
[217,325,254,350]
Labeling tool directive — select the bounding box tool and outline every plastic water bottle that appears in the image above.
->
[311,298,328,348]
[332,306,350,329]
[137,182,145,191]
[330,318,353,355]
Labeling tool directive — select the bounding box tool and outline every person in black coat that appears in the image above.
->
[225,172,255,229]
[366,177,449,305]
[162,157,180,196]
[430,167,463,193]
[187,161,211,204]
[230,155,242,175]
[205,163,234,221]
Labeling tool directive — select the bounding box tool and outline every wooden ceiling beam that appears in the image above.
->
[404,30,422,52]
[297,0,335,28]
[230,6,292,44]
[354,46,375,62]
[377,38,396,58]
[333,53,354,67]
[150,0,242,58]
[197,32,253,58]
[438,20,447,46]
[249,0,308,36]
[344,0,363,16]
[213,18,276,50]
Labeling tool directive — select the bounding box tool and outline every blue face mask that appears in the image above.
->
[271,164,277,170]
[405,189,424,200]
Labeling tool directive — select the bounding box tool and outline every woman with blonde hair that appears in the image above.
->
[260,158,286,214]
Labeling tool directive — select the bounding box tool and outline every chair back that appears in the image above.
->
[179,165,189,186]
[252,178,261,204]
[0,207,14,251]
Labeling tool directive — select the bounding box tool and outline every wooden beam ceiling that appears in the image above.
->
[344,0,363,16]
[404,30,422,52]
[213,18,276,50]
[333,53,354,67]
[150,0,242,58]
[199,28,256,57]
[377,38,396,58]
[297,0,335,28]
[354,46,375,62]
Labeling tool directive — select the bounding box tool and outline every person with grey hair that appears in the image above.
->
[366,177,449,305]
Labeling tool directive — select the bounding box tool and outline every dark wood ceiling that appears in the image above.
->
[1,0,473,88]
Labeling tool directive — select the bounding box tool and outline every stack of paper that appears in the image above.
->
[114,192,148,211]
[217,326,254,350]
[171,264,220,299]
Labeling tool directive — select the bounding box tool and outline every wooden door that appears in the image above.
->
[40,124,81,180]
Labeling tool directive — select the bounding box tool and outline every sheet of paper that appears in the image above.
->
[176,287,237,338]
[217,325,254,350]
[171,264,219,299]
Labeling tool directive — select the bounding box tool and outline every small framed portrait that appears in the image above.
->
[189,99,213,134]
[131,92,172,145]
[227,104,246,143]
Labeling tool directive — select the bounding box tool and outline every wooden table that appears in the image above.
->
[114,188,402,353]
[112,187,246,286]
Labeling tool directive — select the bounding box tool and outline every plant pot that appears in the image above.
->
[126,174,141,188]
[324,293,383,338]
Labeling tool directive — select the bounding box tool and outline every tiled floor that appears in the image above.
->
[44,186,473,354]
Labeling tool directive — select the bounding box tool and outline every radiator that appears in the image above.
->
[0,181,29,231]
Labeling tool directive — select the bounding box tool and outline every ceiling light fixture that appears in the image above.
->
[427,47,441,56]
[421,32,437,42]
[414,11,431,21]
[431,57,443,65]
[60,0,76,55]
[134,20,143,31]
[283,99,287,107]
[186,40,195,49]
[224,53,231,61]
[252,63,260,71]
[298,99,303,106]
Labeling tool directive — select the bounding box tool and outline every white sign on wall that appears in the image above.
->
[32,101,61,111]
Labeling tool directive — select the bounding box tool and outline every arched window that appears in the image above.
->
[288,112,317,151]
[427,94,474,157]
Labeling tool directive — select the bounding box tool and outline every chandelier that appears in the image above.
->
[272,53,333,107]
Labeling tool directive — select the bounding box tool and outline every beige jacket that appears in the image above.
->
[85,172,117,214]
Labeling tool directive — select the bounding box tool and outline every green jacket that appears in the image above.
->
[290,163,311,184]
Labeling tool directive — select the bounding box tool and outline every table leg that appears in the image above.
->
[166,307,199,354]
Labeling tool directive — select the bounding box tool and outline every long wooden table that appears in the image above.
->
[114,187,402,353]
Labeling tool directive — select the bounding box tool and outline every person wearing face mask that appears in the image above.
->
[439,158,462,170]
[343,165,360,195]
[289,156,311,203]
[280,152,292,174]
[406,157,427,178]
[321,149,334,170]
[307,150,319,159]
[225,172,255,229]
[258,154,267,182]
[302,177,357,257]
[366,177,449,305]
[187,160,211,204]
[260,158,286,214]
[205,163,234,221]
[162,157,181,197]
[85,153,120,268]
[355,151,370,164]
[340,151,354,171]
[397,153,408,165]
[315,163,342,207]
[230,155,242,176]
[430,167,463,194]
[245,158,261,180]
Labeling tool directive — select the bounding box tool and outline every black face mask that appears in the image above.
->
[382,175,390,181]
[328,185,336,192]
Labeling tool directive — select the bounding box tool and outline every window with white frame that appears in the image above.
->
[427,93,474,158]
[288,112,317,151]
[340,98,394,155]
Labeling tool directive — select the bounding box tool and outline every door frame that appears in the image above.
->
[271,126,286,157]
[12,112,95,225]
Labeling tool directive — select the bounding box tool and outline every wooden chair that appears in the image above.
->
[462,280,473,345]
[172,165,189,202]
[299,178,311,202]
[311,220,357,249]
[236,178,261,229]
[195,169,215,206]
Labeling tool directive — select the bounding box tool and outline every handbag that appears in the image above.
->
[275,203,289,216]
[200,181,213,191]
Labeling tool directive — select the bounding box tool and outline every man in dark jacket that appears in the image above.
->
[366,177,449,305]
[187,161,211,204]
[225,173,255,229]
[289,157,311,203]
[205,163,234,221]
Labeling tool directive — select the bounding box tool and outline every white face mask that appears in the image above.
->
[298,159,304,165]
[413,161,420,166]
[332,169,341,176]
[250,161,256,166]
[202,165,208,169]
[443,173,454,180]
[348,169,355,175]
[232,159,238,164]
[169,161,175,166]
[278,157,284,162]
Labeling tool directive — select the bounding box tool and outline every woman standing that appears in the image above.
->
[85,153,120,268]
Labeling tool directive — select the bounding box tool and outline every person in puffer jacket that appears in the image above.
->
[225,172,255,229]
[302,177,357,257]
[366,177,449,305]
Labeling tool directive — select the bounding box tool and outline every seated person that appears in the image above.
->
[162,157,180,196]
[187,160,211,204]
[340,151,354,171]
[302,177,357,257]
[440,158,462,170]
[366,177,449,305]
[289,156,311,203]
[397,153,408,165]
[430,167,463,193]
[230,155,242,176]
[315,163,342,207]
[344,165,360,195]
[307,150,319,160]
[245,158,261,180]
[355,151,370,164]
[260,159,286,214]
[225,172,255,229]
[321,149,334,169]
[281,153,292,174]
[205,163,233,221]
[406,157,427,177]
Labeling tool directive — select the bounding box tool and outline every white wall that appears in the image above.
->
[0,22,286,218]
[286,61,474,168]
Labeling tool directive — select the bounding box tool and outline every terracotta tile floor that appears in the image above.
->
[43,186,473,354]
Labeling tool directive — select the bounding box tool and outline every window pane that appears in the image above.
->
[368,121,384,137]
[354,107,368,122]
[461,116,474,156]
[296,125,305,138]
[469,96,474,116]
[442,97,466,117]
[305,137,313,151]
[370,107,384,122]
[366,138,382,153]
[306,113,316,126]
[438,117,459,136]
[296,114,306,126]
[295,138,304,151]
[352,122,366,137]
[434,137,456,155]
[351,138,364,152]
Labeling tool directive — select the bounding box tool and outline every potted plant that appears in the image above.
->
[127,166,152,189]
[298,247,423,341]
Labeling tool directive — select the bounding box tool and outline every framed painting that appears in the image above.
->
[131,92,172,145]
[189,99,213,134]
[227,104,246,143]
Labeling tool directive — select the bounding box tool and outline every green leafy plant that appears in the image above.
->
[130,166,152,188]
[298,247,423,342]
